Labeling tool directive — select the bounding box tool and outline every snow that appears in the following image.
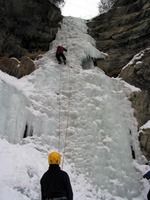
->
[140,121,150,130]
[122,47,150,71]
[113,77,141,97]
[0,16,149,200]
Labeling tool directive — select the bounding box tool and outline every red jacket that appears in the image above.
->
[57,46,67,52]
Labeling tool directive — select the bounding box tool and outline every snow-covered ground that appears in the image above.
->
[0,17,149,200]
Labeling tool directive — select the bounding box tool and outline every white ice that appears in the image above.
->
[0,17,149,200]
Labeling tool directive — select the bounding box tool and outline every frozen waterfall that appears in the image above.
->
[0,17,146,200]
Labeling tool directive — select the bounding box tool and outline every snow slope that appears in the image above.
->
[0,17,149,200]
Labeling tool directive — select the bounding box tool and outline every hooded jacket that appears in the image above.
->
[40,165,73,200]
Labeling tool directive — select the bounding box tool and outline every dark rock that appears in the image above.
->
[87,0,150,77]
[129,90,150,127]
[120,48,150,160]
[0,56,35,78]
[120,48,150,91]
[0,0,62,58]
[139,127,150,160]
[19,56,35,78]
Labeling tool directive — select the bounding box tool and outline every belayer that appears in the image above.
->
[40,152,73,200]
[143,170,150,200]
[56,46,67,64]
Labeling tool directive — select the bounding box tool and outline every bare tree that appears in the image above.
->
[99,0,116,13]
[49,0,65,7]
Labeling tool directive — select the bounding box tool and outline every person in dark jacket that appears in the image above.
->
[40,152,73,200]
[143,170,150,200]
[56,46,67,64]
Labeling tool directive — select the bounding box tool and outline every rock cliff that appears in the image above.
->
[87,0,150,160]
[120,48,150,160]
[0,0,62,58]
[87,0,150,77]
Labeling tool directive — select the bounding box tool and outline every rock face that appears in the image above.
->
[87,0,150,77]
[120,48,150,160]
[120,48,150,127]
[0,0,62,58]
[87,0,150,160]
[139,125,150,160]
[120,48,150,91]
[129,90,150,128]
[0,56,35,78]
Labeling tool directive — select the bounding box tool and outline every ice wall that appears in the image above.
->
[0,17,143,199]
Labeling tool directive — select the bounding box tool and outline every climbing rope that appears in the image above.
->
[56,61,72,168]
[57,67,62,152]
[61,64,72,169]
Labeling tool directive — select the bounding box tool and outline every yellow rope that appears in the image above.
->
[57,68,62,152]
[61,64,72,169]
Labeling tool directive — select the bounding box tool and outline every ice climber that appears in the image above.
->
[143,170,150,200]
[40,152,73,200]
[56,46,67,64]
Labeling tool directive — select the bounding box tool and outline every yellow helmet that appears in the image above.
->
[48,152,61,165]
